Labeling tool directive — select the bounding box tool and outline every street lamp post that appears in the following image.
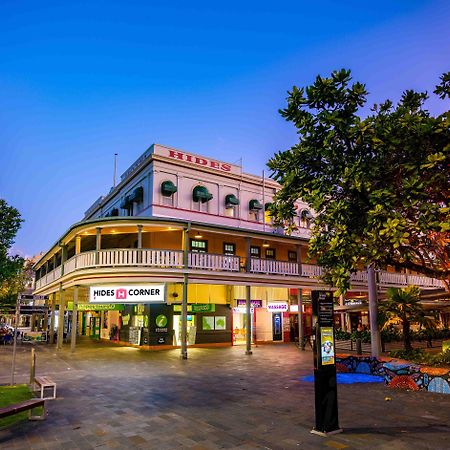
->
[10,294,20,385]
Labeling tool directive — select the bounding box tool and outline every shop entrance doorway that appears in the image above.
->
[173,314,197,346]
[90,316,100,339]
[232,308,256,345]
[272,313,283,341]
[232,311,247,345]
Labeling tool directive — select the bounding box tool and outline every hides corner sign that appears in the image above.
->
[90,285,165,303]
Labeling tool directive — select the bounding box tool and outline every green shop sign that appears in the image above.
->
[67,302,125,311]
[173,304,216,313]
[155,314,168,327]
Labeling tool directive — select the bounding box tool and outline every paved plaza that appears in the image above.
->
[1,341,449,449]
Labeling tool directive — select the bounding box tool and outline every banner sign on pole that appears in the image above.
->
[311,290,342,436]
[19,305,48,314]
[20,294,49,301]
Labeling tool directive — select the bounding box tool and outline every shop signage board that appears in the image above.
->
[173,304,216,313]
[19,305,48,314]
[20,294,48,301]
[147,304,174,345]
[156,146,241,174]
[22,331,48,343]
[267,302,289,312]
[344,298,367,306]
[90,285,165,303]
[67,302,125,311]
[232,307,254,314]
[236,299,262,308]
[311,290,341,436]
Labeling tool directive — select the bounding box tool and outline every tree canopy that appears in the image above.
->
[268,69,450,293]
[0,199,24,304]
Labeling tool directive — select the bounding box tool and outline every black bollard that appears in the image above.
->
[356,338,362,355]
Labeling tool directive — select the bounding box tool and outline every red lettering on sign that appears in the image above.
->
[167,150,233,173]
[168,150,184,160]
[195,157,207,165]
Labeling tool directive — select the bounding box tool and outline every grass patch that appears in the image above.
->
[389,349,450,367]
[0,384,42,428]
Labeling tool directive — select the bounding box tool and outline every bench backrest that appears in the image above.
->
[0,399,45,419]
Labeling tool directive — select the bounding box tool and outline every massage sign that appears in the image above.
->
[90,285,165,303]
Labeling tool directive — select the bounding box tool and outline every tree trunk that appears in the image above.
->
[403,320,412,351]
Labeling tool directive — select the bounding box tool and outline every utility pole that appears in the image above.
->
[368,265,381,357]
[10,294,20,385]
[113,153,118,188]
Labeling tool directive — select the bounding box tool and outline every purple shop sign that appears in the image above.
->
[236,299,262,308]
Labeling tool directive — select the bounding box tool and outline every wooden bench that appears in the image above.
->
[34,376,56,400]
[0,398,46,421]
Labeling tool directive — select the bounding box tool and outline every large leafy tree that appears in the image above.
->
[268,70,450,293]
[0,259,33,309]
[0,199,24,306]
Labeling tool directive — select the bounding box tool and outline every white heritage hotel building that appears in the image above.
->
[33,144,444,356]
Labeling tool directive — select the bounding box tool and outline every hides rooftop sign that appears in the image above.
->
[153,145,241,175]
[90,285,165,303]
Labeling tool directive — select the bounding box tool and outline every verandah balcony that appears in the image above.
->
[34,247,445,290]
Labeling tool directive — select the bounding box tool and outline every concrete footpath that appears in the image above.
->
[0,341,449,449]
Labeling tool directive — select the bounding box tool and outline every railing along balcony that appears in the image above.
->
[300,263,323,277]
[34,248,444,291]
[350,271,368,283]
[378,271,444,288]
[250,258,300,276]
[378,271,407,286]
[98,249,183,267]
[406,274,443,288]
[188,252,240,272]
[63,249,184,275]
[35,266,61,289]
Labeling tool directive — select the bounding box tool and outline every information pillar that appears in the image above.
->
[311,290,342,436]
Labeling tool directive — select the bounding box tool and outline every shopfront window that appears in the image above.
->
[202,316,226,331]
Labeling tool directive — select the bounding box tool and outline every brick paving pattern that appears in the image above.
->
[1,341,449,449]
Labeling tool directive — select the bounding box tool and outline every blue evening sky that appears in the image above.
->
[1,0,449,257]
